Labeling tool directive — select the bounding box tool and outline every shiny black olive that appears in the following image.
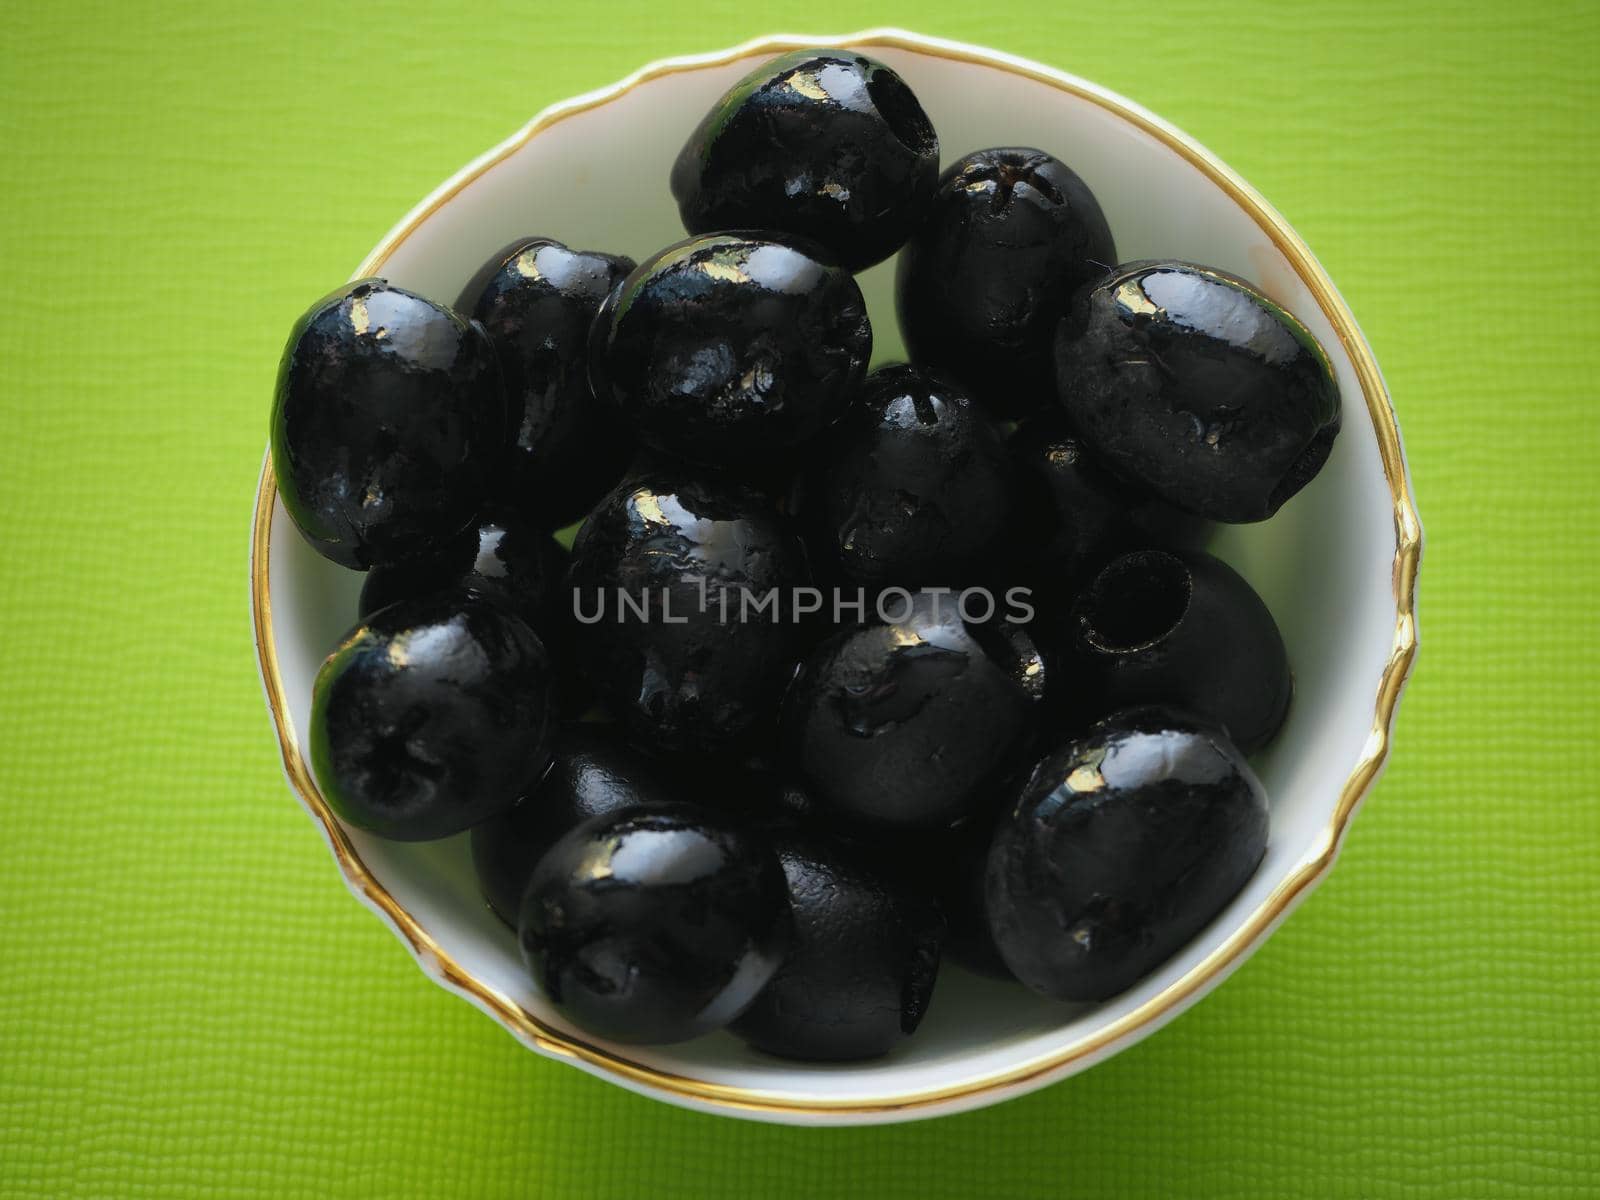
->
[271,279,504,569]
[897,148,1115,419]
[358,510,563,626]
[731,829,944,1061]
[593,234,871,468]
[1009,411,1206,592]
[518,804,792,1044]
[987,706,1269,1001]
[803,364,1016,589]
[566,467,808,752]
[458,238,636,529]
[781,591,1037,829]
[1055,260,1340,523]
[310,592,554,841]
[1070,549,1291,754]
[671,50,939,271]
[470,722,677,925]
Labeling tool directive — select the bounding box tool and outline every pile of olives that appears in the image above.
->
[272,50,1340,1059]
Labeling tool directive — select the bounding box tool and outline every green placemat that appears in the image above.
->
[2,1,1595,1196]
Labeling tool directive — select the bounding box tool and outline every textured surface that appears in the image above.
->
[0,1,1595,1196]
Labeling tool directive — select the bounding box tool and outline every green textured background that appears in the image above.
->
[1,1,1596,1195]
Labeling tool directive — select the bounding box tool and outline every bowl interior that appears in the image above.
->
[260,39,1403,1117]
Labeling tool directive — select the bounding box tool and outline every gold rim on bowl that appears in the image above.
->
[250,28,1422,1118]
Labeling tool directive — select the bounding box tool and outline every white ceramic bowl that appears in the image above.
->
[252,29,1421,1125]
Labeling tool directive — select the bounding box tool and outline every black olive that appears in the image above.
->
[458,237,636,529]
[1070,549,1291,754]
[1055,260,1340,523]
[310,592,554,841]
[987,706,1269,1001]
[518,804,792,1044]
[731,829,944,1061]
[1008,411,1207,592]
[671,50,939,271]
[593,233,871,468]
[711,715,1020,986]
[781,591,1037,829]
[470,722,677,925]
[566,467,808,752]
[803,364,1016,589]
[358,510,563,626]
[897,148,1116,418]
[271,279,504,569]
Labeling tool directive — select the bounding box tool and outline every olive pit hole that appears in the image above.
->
[866,71,936,157]
[1080,551,1192,653]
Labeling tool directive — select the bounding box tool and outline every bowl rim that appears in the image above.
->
[250,26,1422,1119]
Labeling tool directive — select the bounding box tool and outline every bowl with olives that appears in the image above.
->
[252,30,1420,1124]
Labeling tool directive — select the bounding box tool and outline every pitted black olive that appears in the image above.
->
[310,592,554,841]
[518,804,792,1044]
[1055,260,1340,522]
[272,279,504,569]
[987,706,1269,1001]
[671,50,939,270]
[1009,411,1206,593]
[781,591,1036,829]
[898,148,1116,418]
[593,233,871,468]
[470,722,677,925]
[732,829,944,1061]
[566,467,808,752]
[803,365,1016,589]
[1070,549,1291,754]
[458,238,636,529]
